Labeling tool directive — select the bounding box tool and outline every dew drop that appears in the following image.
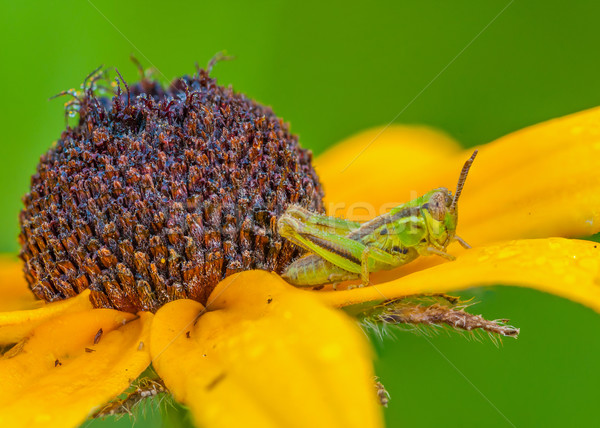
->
[477,254,491,263]
[496,248,519,260]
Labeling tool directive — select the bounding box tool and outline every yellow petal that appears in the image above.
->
[318,107,600,243]
[0,309,152,427]
[316,238,600,313]
[151,270,382,428]
[314,125,461,219]
[0,290,93,345]
[0,256,40,312]
[460,107,600,245]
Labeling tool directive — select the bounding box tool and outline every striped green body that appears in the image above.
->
[277,151,478,287]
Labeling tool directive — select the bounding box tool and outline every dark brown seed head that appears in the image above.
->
[19,65,324,312]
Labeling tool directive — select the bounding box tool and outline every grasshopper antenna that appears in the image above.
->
[451,150,478,211]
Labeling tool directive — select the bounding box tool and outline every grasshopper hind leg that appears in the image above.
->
[282,204,361,235]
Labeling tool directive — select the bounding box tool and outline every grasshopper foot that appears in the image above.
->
[454,235,471,249]
[426,247,456,261]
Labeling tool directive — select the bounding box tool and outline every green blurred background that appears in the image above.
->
[2,1,600,426]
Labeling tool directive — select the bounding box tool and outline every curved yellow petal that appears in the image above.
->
[0,309,152,427]
[0,290,93,345]
[151,270,382,428]
[316,238,600,312]
[314,125,461,219]
[319,107,600,244]
[0,257,39,312]
[460,107,600,245]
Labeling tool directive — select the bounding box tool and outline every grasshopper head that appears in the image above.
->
[422,150,478,249]
[422,188,456,249]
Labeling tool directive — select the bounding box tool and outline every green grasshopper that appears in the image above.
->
[278,150,478,287]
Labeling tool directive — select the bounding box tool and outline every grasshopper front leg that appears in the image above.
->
[422,246,455,261]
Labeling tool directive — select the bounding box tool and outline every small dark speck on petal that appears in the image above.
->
[206,372,227,391]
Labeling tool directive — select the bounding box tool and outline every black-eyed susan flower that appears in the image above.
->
[1,62,600,428]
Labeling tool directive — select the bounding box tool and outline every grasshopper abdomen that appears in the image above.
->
[282,253,359,286]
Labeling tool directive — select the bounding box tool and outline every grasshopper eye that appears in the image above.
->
[428,191,447,221]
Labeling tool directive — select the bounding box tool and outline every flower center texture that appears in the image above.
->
[19,66,324,312]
